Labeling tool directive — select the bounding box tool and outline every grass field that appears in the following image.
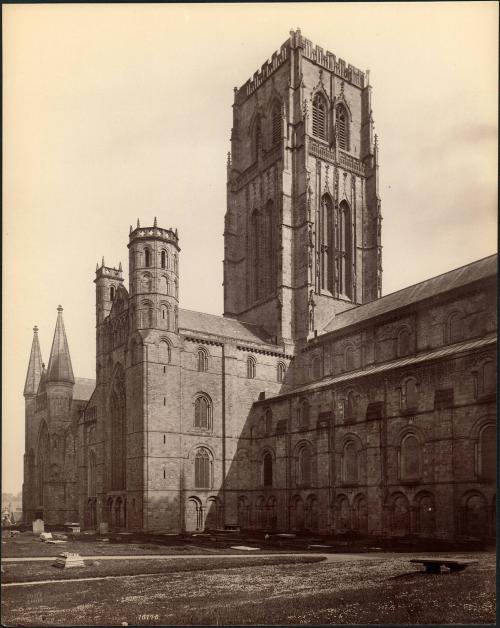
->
[1,552,495,625]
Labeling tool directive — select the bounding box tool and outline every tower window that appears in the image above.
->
[110,286,115,301]
[336,104,349,151]
[252,116,262,160]
[272,102,281,145]
[163,468,166,479]
[277,362,286,383]
[194,394,212,430]
[312,94,327,141]
[144,249,151,268]
[197,348,208,372]
[195,447,212,489]
[161,250,167,269]
[247,356,256,379]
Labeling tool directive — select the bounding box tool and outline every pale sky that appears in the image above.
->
[3,3,498,494]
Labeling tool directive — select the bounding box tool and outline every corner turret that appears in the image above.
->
[128,219,180,334]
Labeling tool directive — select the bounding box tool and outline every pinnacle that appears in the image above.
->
[46,305,75,385]
[24,325,44,396]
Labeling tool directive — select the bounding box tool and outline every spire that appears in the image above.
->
[119,261,123,272]
[24,325,44,396]
[153,216,157,227]
[46,306,75,385]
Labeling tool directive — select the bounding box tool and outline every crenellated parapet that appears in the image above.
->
[296,31,365,89]
[234,29,365,105]
[129,224,180,251]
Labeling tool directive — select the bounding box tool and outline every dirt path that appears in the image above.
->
[2,552,388,564]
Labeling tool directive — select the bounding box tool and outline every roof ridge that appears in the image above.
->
[372,253,496,304]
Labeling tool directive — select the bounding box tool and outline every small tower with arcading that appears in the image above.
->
[128,218,180,335]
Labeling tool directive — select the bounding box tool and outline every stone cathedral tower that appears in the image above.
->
[224,29,382,350]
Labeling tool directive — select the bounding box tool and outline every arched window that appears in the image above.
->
[252,115,262,160]
[312,93,327,140]
[265,200,275,296]
[263,452,273,487]
[144,248,151,268]
[142,273,152,292]
[298,399,310,427]
[479,361,495,395]
[88,450,96,497]
[312,355,322,380]
[297,446,311,486]
[277,362,286,383]
[345,390,357,421]
[160,304,170,329]
[174,254,178,273]
[478,424,496,480]
[265,408,272,434]
[161,250,167,269]
[448,312,463,344]
[336,104,349,151]
[140,301,154,328]
[251,210,261,301]
[344,345,355,371]
[110,286,115,301]
[320,194,334,292]
[110,366,126,490]
[401,378,418,410]
[197,348,208,372]
[342,441,359,483]
[194,395,212,430]
[247,356,256,379]
[400,434,421,480]
[159,339,171,364]
[339,201,353,299]
[271,102,281,145]
[397,327,411,357]
[194,448,212,488]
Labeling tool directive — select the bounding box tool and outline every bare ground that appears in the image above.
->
[1,552,495,625]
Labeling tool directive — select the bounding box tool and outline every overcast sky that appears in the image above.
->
[3,2,497,494]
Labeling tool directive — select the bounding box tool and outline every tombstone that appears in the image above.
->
[32,519,44,534]
[40,532,53,542]
[99,522,109,535]
[53,552,85,569]
[66,524,80,535]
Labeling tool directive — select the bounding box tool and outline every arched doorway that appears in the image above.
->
[290,496,305,531]
[463,492,488,539]
[391,493,410,536]
[415,492,435,537]
[185,497,203,532]
[353,495,368,534]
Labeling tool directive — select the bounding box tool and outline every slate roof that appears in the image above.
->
[73,378,96,401]
[259,334,496,402]
[178,309,276,346]
[323,254,497,334]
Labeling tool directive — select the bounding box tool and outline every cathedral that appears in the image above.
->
[23,30,496,539]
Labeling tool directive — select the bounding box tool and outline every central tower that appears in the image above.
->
[224,29,382,350]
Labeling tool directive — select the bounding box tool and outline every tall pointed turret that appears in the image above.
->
[23,326,44,397]
[46,306,74,384]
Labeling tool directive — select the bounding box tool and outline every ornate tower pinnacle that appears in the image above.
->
[24,325,44,397]
[46,306,75,385]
